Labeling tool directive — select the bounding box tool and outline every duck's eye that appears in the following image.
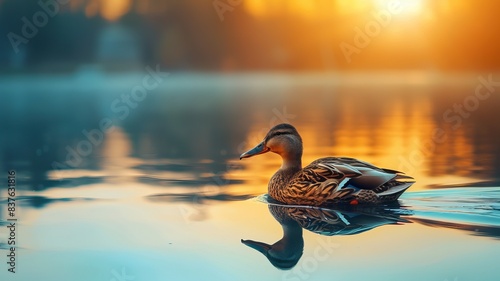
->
[268,131,291,140]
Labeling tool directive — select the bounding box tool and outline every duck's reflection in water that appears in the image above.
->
[242,202,409,270]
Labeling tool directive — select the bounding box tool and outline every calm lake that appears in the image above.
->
[1,71,500,281]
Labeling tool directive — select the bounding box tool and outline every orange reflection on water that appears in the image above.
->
[235,88,490,193]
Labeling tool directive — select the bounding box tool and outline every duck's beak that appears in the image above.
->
[239,141,270,160]
[241,239,272,255]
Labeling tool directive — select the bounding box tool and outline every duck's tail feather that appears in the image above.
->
[394,173,416,182]
[376,182,414,202]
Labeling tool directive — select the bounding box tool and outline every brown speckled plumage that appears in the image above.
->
[240,124,414,206]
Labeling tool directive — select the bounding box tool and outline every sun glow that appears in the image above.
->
[374,0,424,15]
[244,0,430,19]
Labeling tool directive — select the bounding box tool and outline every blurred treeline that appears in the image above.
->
[1,0,500,72]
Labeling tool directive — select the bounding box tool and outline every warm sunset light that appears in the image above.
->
[1,0,499,280]
[374,0,424,15]
[244,0,430,19]
[100,0,131,21]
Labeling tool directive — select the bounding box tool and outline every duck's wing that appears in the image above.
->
[286,161,357,204]
[311,157,414,191]
[286,157,414,205]
[311,157,399,174]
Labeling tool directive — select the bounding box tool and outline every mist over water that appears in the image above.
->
[2,0,500,280]
[1,72,500,281]
[1,72,499,191]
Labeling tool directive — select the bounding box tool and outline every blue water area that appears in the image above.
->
[0,186,499,281]
[0,73,500,280]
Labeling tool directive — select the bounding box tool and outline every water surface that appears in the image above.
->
[1,72,499,281]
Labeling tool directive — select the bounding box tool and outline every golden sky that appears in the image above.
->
[67,0,499,70]
[80,0,472,21]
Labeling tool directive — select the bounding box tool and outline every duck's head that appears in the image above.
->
[239,123,303,167]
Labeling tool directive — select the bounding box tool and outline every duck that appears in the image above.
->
[239,123,414,206]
